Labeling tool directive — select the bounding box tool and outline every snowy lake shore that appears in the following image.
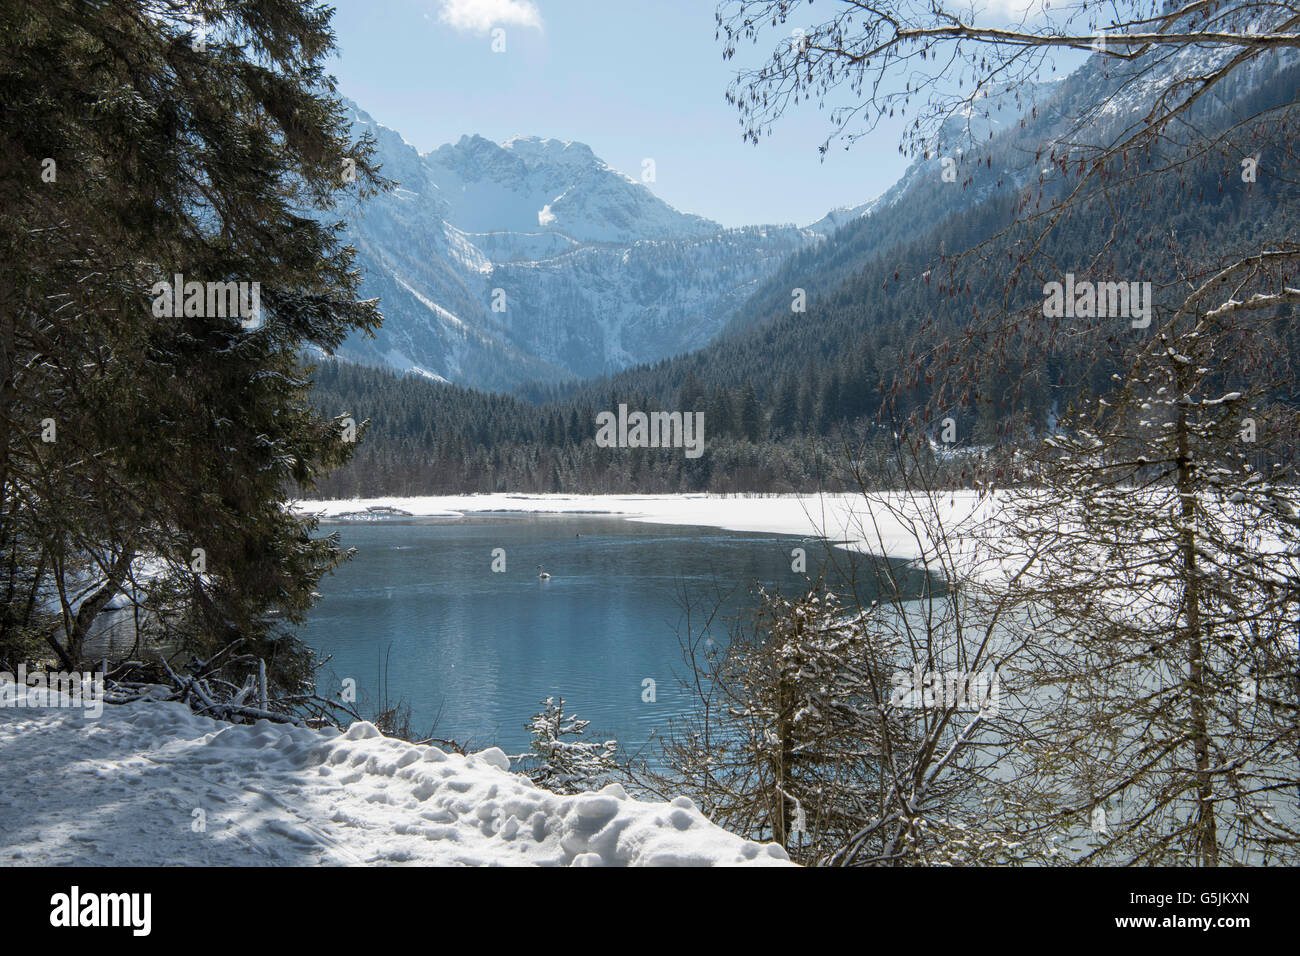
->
[0,492,1004,867]
[293,491,998,576]
[0,684,792,866]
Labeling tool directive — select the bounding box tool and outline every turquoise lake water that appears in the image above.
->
[297,513,920,760]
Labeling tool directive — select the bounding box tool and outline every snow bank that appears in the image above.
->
[0,688,791,867]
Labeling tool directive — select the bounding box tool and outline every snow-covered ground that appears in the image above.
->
[0,685,791,866]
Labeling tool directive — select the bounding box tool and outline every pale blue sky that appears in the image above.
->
[324,0,921,228]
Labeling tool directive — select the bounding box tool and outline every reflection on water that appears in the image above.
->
[297,513,928,758]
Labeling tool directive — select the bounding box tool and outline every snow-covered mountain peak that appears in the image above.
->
[417,130,719,242]
[334,101,812,388]
[501,134,599,168]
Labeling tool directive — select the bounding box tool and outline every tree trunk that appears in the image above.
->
[63,543,135,667]
[1176,398,1218,866]
[774,671,794,847]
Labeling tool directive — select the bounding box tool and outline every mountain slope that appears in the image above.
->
[335,103,818,388]
[520,43,1300,416]
[305,39,1300,497]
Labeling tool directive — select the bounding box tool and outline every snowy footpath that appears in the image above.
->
[0,688,791,866]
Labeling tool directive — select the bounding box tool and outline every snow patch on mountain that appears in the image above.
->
[334,101,820,388]
[422,132,720,245]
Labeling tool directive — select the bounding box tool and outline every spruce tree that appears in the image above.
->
[0,0,387,684]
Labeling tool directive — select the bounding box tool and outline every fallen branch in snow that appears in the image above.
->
[97,654,367,732]
[412,736,468,755]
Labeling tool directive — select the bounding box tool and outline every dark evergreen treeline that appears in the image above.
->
[307,358,881,495]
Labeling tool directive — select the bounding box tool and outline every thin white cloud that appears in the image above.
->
[438,0,543,34]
